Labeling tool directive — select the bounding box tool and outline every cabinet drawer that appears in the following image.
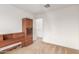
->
[24,40,33,46]
[0,35,3,41]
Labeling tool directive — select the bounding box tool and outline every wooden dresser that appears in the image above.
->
[0,32,25,48]
[0,32,25,52]
[22,18,33,46]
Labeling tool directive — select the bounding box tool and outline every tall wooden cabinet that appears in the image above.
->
[22,18,33,46]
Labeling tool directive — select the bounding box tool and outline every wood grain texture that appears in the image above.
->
[0,32,25,48]
[0,35,3,41]
[22,18,33,46]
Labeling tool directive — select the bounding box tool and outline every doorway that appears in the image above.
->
[36,18,43,40]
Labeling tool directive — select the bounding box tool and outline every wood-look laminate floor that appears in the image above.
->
[6,39,79,54]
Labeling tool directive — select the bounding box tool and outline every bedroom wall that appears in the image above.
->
[0,4,34,34]
[37,5,79,50]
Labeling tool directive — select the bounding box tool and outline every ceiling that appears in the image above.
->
[12,4,71,15]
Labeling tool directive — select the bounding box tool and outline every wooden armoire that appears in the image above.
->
[22,18,33,46]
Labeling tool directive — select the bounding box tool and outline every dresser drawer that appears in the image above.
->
[0,35,3,41]
[22,39,33,47]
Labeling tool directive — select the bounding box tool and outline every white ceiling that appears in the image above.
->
[12,4,71,15]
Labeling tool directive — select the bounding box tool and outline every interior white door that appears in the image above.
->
[36,18,43,38]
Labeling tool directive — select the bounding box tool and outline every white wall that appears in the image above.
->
[0,4,34,34]
[37,5,79,50]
